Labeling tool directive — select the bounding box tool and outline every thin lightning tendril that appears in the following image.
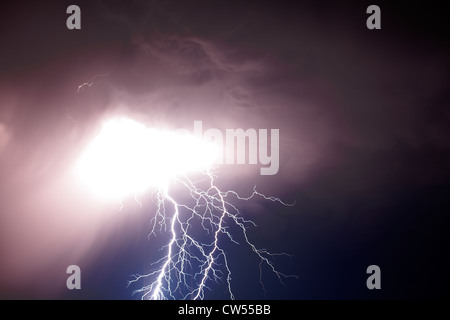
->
[77,74,109,93]
[127,169,297,300]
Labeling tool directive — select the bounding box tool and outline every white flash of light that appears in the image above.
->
[75,117,296,299]
[76,118,218,199]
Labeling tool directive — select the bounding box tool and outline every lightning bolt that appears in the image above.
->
[75,113,296,299]
[127,169,297,300]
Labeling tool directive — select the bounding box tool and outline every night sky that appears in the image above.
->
[0,0,449,299]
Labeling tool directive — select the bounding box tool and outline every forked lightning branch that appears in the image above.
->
[75,118,295,299]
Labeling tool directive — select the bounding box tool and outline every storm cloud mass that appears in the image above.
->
[0,0,449,299]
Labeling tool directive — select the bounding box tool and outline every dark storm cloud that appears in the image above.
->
[1,0,448,229]
[93,0,450,193]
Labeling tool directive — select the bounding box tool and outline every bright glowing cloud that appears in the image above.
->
[76,118,219,199]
